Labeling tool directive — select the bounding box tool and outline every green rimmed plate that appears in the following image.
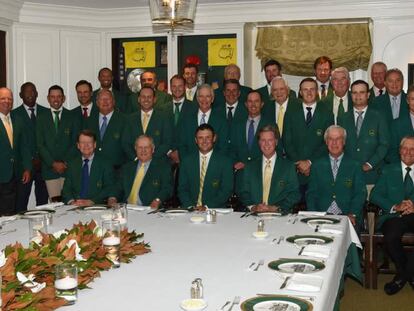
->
[241,295,313,311]
[268,258,325,274]
[286,235,333,246]
[300,217,340,225]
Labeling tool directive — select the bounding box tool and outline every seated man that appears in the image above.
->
[370,135,414,295]
[306,125,367,226]
[240,125,300,214]
[62,129,115,206]
[113,135,172,208]
[178,124,233,210]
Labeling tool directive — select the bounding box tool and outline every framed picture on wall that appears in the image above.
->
[160,42,168,66]
[409,64,414,87]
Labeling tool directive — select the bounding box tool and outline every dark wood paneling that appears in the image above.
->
[0,31,6,87]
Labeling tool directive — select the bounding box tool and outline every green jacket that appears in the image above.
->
[178,150,233,209]
[371,92,408,125]
[239,156,300,213]
[84,111,127,168]
[283,102,334,184]
[388,114,414,163]
[319,92,352,122]
[126,90,172,114]
[178,109,229,156]
[62,155,116,204]
[337,107,390,184]
[92,89,128,114]
[0,115,32,183]
[212,100,249,127]
[71,104,99,132]
[369,162,413,229]
[36,108,79,180]
[306,155,367,224]
[117,159,173,205]
[122,109,173,160]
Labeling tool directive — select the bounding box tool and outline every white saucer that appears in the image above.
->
[127,204,151,211]
[180,299,207,311]
[190,216,205,224]
[252,231,269,239]
[165,209,189,215]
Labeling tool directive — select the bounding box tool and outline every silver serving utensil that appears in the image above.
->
[220,300,230,310]
[227,296,240,311]
[280,276,291,289]
[254,259,264,271]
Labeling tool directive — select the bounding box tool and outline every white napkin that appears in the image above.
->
[0,215,17,224]
[318,224,343,235]
[285,273,323,292]
[127,204,151,211]
[348,218,362,249]
[298,211,327,216]
[34,202,64,210]
[301,245,331,259]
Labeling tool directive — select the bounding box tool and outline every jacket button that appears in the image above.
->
[356,148,360,152]
[98,147,102,151]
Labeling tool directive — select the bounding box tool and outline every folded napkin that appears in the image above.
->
[348,218,362,249]
[127,204,151,211]
[285,273,323,292]
[34,202,64,210]
[301,245,331,259]
[298,211,327,216]
[0,215,17,224]
[318,224,343,235]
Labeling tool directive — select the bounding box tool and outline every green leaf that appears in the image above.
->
[17,292,33,302]
[4,280,21,292]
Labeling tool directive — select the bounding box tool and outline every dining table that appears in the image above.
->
[0,206,361,311]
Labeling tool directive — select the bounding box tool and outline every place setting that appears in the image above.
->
[240,295,313,311]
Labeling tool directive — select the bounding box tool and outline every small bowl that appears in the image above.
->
[190,216,205,224]
[252,231,269,239]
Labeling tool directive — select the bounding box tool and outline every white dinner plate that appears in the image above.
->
[211,208,233,214]
[127,204,151,211]
[253,300,301,311]
[83,206,108,211]
[165,209,189,215]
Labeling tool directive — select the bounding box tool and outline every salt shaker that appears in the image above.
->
[195,278,204,298]
[206,210,213,223]
[210,210,217,223]
[258,219,265,232]
[190,280,200,299]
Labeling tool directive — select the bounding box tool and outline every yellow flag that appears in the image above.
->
[123,41,156,68]
[208,38,237,66]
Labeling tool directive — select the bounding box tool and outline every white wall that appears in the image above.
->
[7,0,414,106]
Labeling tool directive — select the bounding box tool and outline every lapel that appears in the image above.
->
[358,107,374,141]
[136,110,145,133]
[88,157,99,190]
[102,112,117,141]
[269,157,282,199]
[309,102,323,130]
[72,157,82,192]
[141,160,154,188]
[203,151,215,189]
[335,155,348,183]
[254,158,264,197]
[146,109,157,133]
[0,117,12,149]
[194,153,201,193]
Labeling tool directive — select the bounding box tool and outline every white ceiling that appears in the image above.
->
[25,0,258,9]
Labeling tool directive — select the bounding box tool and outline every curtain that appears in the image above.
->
[255,22,372,76]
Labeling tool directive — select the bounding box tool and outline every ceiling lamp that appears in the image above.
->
[149,0,197,30]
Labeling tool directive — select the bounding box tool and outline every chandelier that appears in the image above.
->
[149,0,197,29]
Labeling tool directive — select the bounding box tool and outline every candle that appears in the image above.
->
[103,236,120,246]
[55,276,78,290]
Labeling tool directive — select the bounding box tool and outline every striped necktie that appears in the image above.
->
[197,156,207,206]
[327,158,342,214]
[3,115,13,148]
[262,159,272,204]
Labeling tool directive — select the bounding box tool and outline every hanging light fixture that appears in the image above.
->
[149,0,197,30]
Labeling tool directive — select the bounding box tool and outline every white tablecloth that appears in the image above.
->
[0,208,359,311]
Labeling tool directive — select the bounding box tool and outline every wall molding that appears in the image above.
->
[0,0,23,23]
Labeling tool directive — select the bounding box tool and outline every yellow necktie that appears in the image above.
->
[277,104,285,136]
[128,163,146,204]
[197,156,207,206]
[142,112,149,133]
[3,115,13,148]
[262,159,272,204]
[186,88,193,101]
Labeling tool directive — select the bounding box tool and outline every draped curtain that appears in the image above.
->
[255,22,372,76]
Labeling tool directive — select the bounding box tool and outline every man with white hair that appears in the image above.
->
[306,125,366,226]
[369,61,387,99]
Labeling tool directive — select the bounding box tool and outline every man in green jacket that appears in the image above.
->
[71,80,98,131]
[36,85,79,202]
[62,129,115,206]
[370,136,414,295]
[0,87,32,215]
[369,61,387,101]
[178,123,233,210]
[338,80,390,185]
[306,125,367,226]
[113,135,173,208]
[12,82,48,212]
[240,125,300,214]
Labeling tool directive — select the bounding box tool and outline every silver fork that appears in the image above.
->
[254,259,264,271]
[228,296,240,311]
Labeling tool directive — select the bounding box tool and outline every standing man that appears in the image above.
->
[178,84,229,156]
[178,124,233,210]
[338,80,390,185]
[183,63,199,103]
[369,61,387,99]
[372,68,408,125]
[213,63,252,108]
[62,129,116,206]
[123,86,172,161]
[283,78,334,197]
[370,136,414,295]
[0,87,31,215]
[84,89,126,174]
[239,125,300,214]
[92,67,127,113]
[256,59,296,106]
[115,135,172,208]
[321,67,352,124]
[12,82,48,212]
[37,85,78,202]
[306,125,366,226]
[71,80,97,130]
[314,56,333,99]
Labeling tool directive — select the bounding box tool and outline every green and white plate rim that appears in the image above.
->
[286,235,333,245]
[300,217,340,225]
[268,258,325,273]
[241,295,313,311]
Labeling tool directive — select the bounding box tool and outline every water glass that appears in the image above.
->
[55,263,78,305]
[28,215,48,241]
[112,203,128,230]
[102,220,121,268]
